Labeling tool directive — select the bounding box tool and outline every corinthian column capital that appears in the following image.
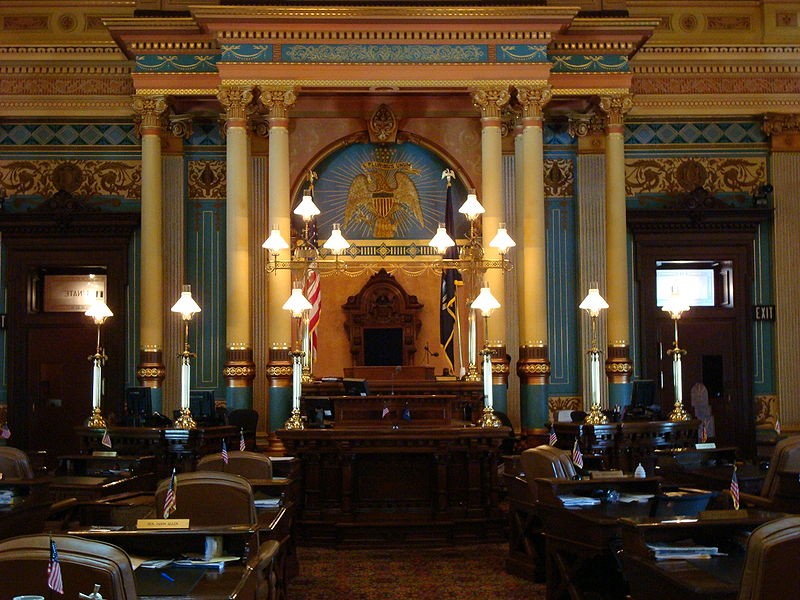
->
[763,113,800,136]
[257,87,297,120]
[516,85,552,120]
[472,87,511,120]
[132,95,169,135]
[598,94,633,129]
[218,86,255,122]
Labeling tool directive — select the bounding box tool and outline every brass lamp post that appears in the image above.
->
[579,287,609,425]
[662,287,692,421]
[171,285,201,429]
[282,286,313,430]
[471,286,502,427]
[85,296,113,428]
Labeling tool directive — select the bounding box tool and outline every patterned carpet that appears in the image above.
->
[287,542,545,600]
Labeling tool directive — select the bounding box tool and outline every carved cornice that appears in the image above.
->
[471,87,511,119]
[218,29,552,43]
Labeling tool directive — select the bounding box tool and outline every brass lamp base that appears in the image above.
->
[585,403,608,425]
[669,401,692,422]
[464,364,481,382]
[86,406,107,429]
[174,407,197,429]
[284,408,304,430]
[477,406,502,427]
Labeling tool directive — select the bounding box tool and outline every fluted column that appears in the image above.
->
[599,95,634,408]
[259,87,297,448]
[764,113,800,426]
[472,86,510,414]
[132,95,168,412]
[515,85,552,431]
[219,86,256,410]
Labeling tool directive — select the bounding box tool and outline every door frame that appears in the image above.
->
[628,202,771,458]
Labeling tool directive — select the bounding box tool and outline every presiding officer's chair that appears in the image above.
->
[154,471,256,527]
[0,533,137,600]
[197,450,273,481]
[0,446,35,479]
[738,516,800,600]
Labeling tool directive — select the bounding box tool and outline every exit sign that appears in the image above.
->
[754,305,776,321]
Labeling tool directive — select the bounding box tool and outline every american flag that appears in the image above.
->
[381,405,390,419]
[303,269,320,361]
[0,422,10,439]
[163,468,177,518]
[239,428,246,452]
[549,427,557,446]
[221,439,229,464]
[101,429,112,448]
[775,416,781,435]
[48,538,64,594]
[572,439,584,469]
[699,421,707,443]
[730,465,740,510]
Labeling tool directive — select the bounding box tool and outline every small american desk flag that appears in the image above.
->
[549,427,557,446]
[48,538,64,594]
[572,439,584,469]
[221,438,229,464]
[163,468,177,518]
[239,429,246,452]
[1,422,10,439]
[101,428,112,448]
[730,465,740,510]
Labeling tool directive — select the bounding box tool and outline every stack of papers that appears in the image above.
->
[558,494,601,507]
[254,497,282,509]
[647,542,721,560]
[618,493,655,503]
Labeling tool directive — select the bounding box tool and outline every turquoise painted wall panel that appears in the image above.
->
[496,44,549,63]
[281,44,487,63]
[187,123,224,147]
[753,221,774,394]
[221,44,274,63]
[550,54,628,73]
[136,54,218,73]
[187,199,226,396]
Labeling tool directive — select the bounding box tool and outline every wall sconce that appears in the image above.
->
[662,286,691,421]
[282,286,312,430]
[171,285,201,429]
[471,286,501,427]
[85,295,113,428]
[579,287,609,425]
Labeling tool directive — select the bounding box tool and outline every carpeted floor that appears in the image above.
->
[287,542,546,600]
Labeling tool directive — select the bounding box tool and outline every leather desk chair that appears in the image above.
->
[229,539,286,600]
[738,516,800,600]
[154,471,257,527]
[0,446,35,479]
[519,445,577,500]
[738,436,800,510]
[197,450,273,481]
[0,533,137,599]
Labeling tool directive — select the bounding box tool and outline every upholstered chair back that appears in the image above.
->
[197,450,273,481]
[520,445,577,500]
[0,533,137,600]
[738,516,800,600]
[154,471,256,527]
[0,446,34,479]
[760,436,800,499]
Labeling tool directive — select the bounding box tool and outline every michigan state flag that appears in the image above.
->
[440,176,462,370]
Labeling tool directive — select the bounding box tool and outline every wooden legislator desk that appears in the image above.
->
[278,426,509,546]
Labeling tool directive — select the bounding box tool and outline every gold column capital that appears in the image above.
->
[167,114,193,140]
[471,87,511,120]
[218,86,255,122]
[257,87,297,120]
[763,113,800,152]
[598,94,633,129]
[132,95,170,135]
[568,112,606,138]
[516,85,552,120]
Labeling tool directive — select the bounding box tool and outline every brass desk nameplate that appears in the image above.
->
[136,518,190,529]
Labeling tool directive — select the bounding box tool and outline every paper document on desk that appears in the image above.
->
[557,494,601,507]
[172,556,240,571]
[617,493,655,503]
[254,497,282,509]
[648,542,721,560]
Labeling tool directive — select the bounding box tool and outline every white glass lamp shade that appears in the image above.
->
[579,288,609,318]
[282,287,313,318]
[293,190,321,221]
[323,223,350,254]
[471,286,501,316]
[171,285,202,320]
[428,223,456,254]
[458,190,485,221]
[489,223,516,255]
[662,287,690,320]
[85,299,113,325]
[262,225,289,254]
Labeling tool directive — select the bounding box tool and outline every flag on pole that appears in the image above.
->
[303,215,321,361]
[1,422,10,439]
[730,465,740,510]
[548,427,558,446]
[572,439,584,469]
[239,428,246,452]
[775,416,781,435]
[221,439,229,464]
[48,538,64,595]
[439,171,462,371]
[163,468,177,519]
[101,428,112,448]
[699,421,707,443]
[381,404,390,419]
[402,404,412,421]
